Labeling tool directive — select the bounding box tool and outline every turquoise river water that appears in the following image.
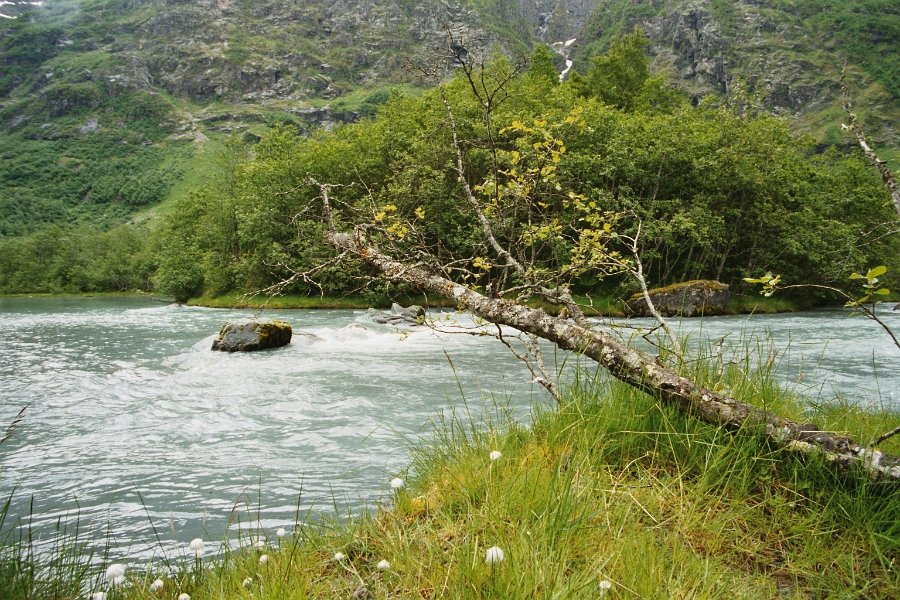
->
[0,297,897,564]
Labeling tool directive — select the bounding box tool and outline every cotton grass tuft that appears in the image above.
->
[104,563,125,586]
[485,546,505,564]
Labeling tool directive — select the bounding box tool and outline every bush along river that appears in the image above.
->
[0,297,897,563]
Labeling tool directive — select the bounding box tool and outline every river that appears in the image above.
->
[0,297,897,563]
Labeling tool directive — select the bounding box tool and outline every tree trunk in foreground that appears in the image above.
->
[328,229,900,481]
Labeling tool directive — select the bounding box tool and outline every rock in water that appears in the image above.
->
[625,280,729,318]
[211,319,292,352]
[366,303,425,326]
[391,302,425,321]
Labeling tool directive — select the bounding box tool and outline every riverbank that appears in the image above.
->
[0,289,843,316]
[185,291,809,317]
[4,360,898,599]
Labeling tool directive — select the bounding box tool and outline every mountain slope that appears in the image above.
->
[575,0,898,153]
[0,0,896,237]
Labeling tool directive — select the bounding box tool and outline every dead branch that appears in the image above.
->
[841,69,900,218]
[871,425,900,448]
[322,215,900,481]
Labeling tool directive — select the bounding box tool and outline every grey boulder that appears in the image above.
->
[211,319,292,352]
[625,280,730,318]
[367,303,425,326]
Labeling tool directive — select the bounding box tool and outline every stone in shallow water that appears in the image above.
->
[211,319,292,352]
[625,280,730,318]
[366,303,425,326]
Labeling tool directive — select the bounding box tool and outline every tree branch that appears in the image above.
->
[841,69,900,218]
[439,88,588,325]
[322,218,900,481]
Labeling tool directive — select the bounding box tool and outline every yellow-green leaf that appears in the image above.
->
[867,265,888,279]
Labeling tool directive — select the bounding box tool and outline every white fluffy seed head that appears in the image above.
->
[104,563,126,586]
[485,546,505,564]
[149,578,164,592]
[255,539,266,549]
[334,551,346,561]
[376,559,391,571]
[389,477,404,489]
[243,576,253,588]
[276,527,286,538]
[599,579,613,593]
[177,594,190,600]
[188,537,204,556]
[489,450,502,461]
[259,554,268,565]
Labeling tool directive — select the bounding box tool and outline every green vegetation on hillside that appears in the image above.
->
[1,5,898,301]
[577,0,899,157]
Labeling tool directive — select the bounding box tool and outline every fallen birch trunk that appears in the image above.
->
[327,228,900,481]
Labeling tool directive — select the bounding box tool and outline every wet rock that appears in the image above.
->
[625,280,729,318]
[367,303,425,326]
[211,318,292,352]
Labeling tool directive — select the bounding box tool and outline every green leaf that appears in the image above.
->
[874,288,890,296]
[849,272,865,280]
[866,265,888,279]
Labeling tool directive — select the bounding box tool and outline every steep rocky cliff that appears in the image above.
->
[576,0,897,149]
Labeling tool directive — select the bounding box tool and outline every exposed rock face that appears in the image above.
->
[211,318,292,352]
[651,3,728,95]
[579,0,896,141]
[625,280,729,318]
[367,303,425,326]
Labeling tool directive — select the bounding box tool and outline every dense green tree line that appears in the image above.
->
[0,224,153,293]
[147,34,898,302]
[2,34,897,300]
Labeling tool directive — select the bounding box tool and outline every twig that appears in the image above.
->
[840,67,900,218]
[494,325,561,403]
[871,425,900,448]
[625,221,682,356]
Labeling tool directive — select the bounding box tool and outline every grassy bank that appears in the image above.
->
[185,292,812,317]
[188,292,625,314]
[3,352,898,599]
[721,294,814,315]
[0,288,820,316]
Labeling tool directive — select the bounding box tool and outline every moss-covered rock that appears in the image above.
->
[211,318,292,352]
[625,280,729,318]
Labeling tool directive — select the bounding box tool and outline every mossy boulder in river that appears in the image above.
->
[211,319,292,352]
[625,280,730,318]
